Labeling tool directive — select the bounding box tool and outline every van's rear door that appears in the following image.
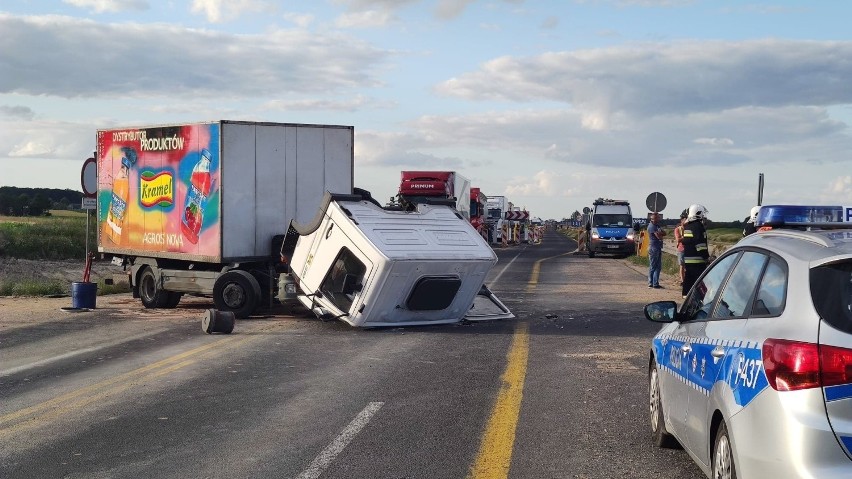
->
[464,284,514,321]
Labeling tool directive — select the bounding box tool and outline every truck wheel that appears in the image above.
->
[165,292,182,308]
[213,270,261,319]
[139,266,171,309]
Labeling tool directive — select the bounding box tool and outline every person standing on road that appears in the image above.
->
[673,210,687,286]
[647,213,666,289]
[681,204,710,298]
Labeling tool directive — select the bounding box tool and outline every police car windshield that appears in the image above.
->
[594,214,632,227]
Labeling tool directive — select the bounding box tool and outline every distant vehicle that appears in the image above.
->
[486,195,509,245]
[470,187,488,240]
[586,198,635,257]
[644,204,852,479]
[397,171,470,220]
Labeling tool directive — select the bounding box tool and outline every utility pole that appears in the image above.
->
[757,173,764,206]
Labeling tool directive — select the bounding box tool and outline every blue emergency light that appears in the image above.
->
[755,205,845,229]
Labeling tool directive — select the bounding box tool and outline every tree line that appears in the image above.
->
[0,187,84,216]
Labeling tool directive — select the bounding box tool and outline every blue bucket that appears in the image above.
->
[71,281,97,309]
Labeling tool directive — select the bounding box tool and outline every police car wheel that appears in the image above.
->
[712,421,737,479]
[649,361,679,449]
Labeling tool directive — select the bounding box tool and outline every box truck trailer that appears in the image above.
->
[97,121,353,318]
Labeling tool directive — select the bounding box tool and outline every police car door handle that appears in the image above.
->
[711,347,725,359]
[681,344,692,354]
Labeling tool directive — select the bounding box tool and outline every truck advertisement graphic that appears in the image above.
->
[97,124,221,259]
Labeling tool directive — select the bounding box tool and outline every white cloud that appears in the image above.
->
[694,137,734,146]
[335,10,396,28]
[0,13,388,99]
[0,105,35,121]
[540,16,559,29]
[283,12,315,28]
[434,0,476,19]
[190,0,276,23]
[333,0,520,20]
[0,120,92,160]
[261,95,390,112]
[826,176,852,202]
[435,40,852,124]
[63,0,148,13]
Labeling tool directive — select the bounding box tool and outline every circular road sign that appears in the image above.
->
[81,157,97,198]
[582,207,590,214]
[646,192,667,212]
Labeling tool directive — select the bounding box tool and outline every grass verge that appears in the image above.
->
[0,278,131,297]
[627,251,680,277]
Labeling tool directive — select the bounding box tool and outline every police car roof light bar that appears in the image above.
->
[755,205,846,230]
[593,198,630,206]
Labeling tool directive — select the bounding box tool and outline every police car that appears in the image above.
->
[644,205,852,479]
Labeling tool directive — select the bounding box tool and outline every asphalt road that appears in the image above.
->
[0,230,704,479]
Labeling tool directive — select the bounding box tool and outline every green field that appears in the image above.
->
[0,210,129,296]
[0,210,97,259]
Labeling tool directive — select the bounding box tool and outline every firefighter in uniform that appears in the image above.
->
[680,204,710,298]
[742,205,760,237]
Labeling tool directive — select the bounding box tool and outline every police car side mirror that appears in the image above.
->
[644,301,678,323]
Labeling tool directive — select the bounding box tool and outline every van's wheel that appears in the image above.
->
[139,266,171,308]
[213,270,261,319]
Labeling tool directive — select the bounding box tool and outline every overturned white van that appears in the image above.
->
[281,191,514,327]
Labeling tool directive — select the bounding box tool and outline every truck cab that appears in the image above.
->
[486,196,508,245]
[397,171,471,220]
[470,187,488,240]
[586,198,635,257]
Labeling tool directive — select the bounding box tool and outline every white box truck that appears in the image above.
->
[281,192,514,327]
[96,121,353,317]
[486,195,509,245]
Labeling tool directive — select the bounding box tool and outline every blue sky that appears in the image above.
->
[3,0,852,221]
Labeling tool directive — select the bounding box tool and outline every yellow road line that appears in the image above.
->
[526,252,572,292]
[468,321,530,479]
[0,333,260,437]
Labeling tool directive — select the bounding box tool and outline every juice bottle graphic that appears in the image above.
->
[104,147,137,245]
[181,148,212,244]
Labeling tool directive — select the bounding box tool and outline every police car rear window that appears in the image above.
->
[810,261,852,335]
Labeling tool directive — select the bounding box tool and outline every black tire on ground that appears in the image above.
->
[165,292,182,308]
[213,270,261,319]
[139,266,171,309]
[650,360,680,449]
[712,421,737,479]
[202,309,235,334]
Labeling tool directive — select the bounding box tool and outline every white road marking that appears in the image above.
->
[0,329,168,377]
[295,401,384,479]
[489,248,525,286]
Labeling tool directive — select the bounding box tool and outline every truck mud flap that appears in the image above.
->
[464,284,514,322]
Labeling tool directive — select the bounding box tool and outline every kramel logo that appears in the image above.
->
[139,170,174,207]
